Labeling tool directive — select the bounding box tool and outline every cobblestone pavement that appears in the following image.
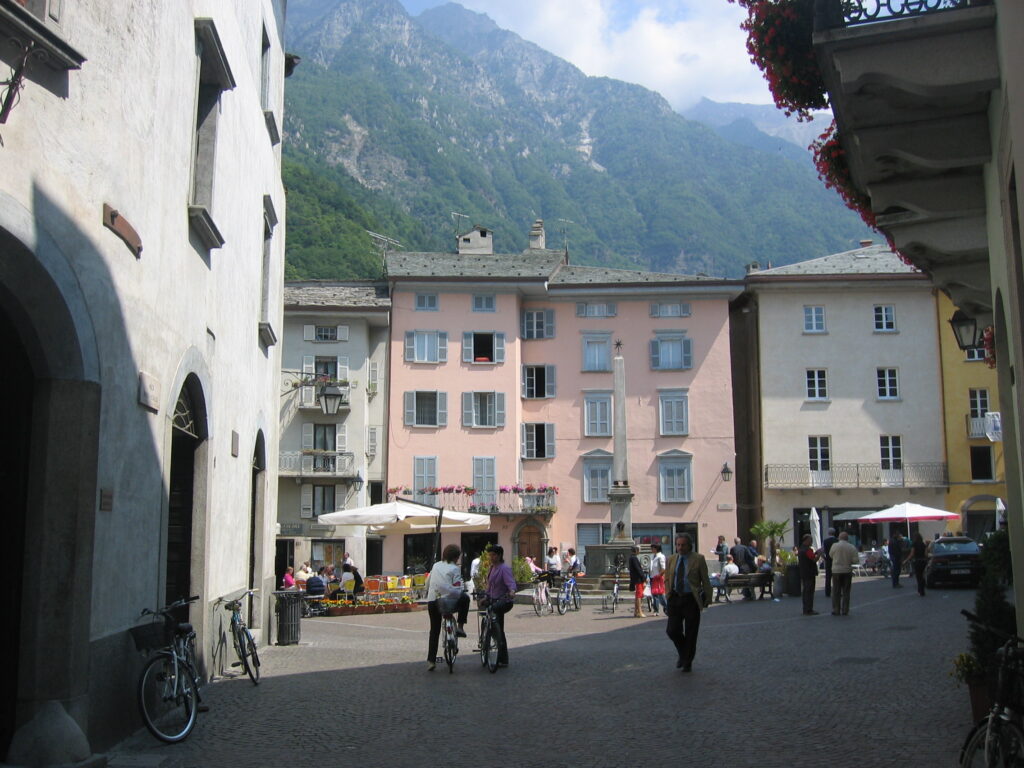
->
[109,576,976,767]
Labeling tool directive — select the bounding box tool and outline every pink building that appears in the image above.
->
[384,223,740,574]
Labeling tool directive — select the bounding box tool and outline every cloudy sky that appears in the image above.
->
[398,0,771,111]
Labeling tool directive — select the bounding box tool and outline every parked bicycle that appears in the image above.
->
[220,589,261,685]
[602,567,623,613]
[959,609,1024,766]
[532,576,553,616]
[130,595,203,743]
[472,591,506,673]
[556,571,581,615]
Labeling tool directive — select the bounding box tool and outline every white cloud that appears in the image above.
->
[439,0,772,110]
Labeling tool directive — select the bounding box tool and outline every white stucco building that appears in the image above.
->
[0,1,289,757]
[277,281,390,576]
[740,245,947,546]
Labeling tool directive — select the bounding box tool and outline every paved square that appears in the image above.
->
[110,577,975,767]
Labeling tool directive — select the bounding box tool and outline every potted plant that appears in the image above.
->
[955,567,1017,722]
[750,519,791,565]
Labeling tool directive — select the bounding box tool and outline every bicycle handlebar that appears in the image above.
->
[141,595,199,618]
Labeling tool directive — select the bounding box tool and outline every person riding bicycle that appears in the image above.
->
[425,544,470,672]
[484,545,517,667]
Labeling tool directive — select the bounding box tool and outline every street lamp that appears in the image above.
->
[350,472,364,492]
[318,383,344,415]
[720,462,733,482]
[949,310,980,351]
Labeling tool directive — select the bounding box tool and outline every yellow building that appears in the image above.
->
[938,293,1006,539]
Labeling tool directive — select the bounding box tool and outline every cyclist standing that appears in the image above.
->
[425,544,470,672]
[485,545,517,667]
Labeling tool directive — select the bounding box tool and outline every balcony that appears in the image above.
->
[280,450,356,478]
[390,489,558,518]
[814,0,998,321]
[966,415,987,439]
[764,463,947,489]
[297,383,350,411]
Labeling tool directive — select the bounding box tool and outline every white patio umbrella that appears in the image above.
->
[316,498,491,532]
[857,502,959,530]
[996,498,1007,528]
[809,507,822,552]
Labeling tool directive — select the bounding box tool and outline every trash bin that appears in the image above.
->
[274,590,302,646]
[785,564,801,597]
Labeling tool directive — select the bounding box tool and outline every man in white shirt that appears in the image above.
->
[649,543,668,616]
[828,532,860,616]
[470,554,482,589]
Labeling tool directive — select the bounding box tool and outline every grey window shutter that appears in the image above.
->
[303,325,315,341]
[545,365,556,397]
[682,338,693,369]
[650,339,660,369]
[650,303,659,317]
[521,312,528,339]
[404,392,415,425]
[336,356,349,382]
[576,302,586,317]
[335,424,347,453]
[520,424,528,459]
[495,333,505,363]
[521,365,528,398]
[302,355,314,375]
[462,392,474,427]
[405,332,415,362]
[437,392,448,426]
[337,325,349,341]
[300,484,313,518]
[463,332,473,363]
[302,422,314,450]
[523,423,535,458]
[544,309,555,338]
[496,392,506,427]
[438,332,448,363]
[335,484,345,512]
[544,423,555,458]
[607,302,617,317]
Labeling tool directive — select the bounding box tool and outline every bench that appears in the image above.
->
[713,572,774,603]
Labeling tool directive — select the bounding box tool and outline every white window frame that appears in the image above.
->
[659,389,689,435]
[405,330,447,364]
[874,304,897,332]
[404,391,447,428]
[462,331,505,364]
[522,309,555,339]
[808,436,831,471]
[876,367,900,400]
[966,347,986,362]
[804,305,826,333]
[462,391,506,428]
[576,302,617,318]
[522,364,556,399]
[521,423,556,459]
[650,332,692,371]
[582,332,612,372]
[650,302,691,318]
[582,454,612,502]
[583,392,612,437]
[969,388,990,418]
[315,325,337,342]
[880,435,903,470]
[415,293,438,311]
[806,369,828,400]
[658,452,692,503]
[472,294,496,312]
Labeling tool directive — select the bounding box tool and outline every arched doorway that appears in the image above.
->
[0,304,32,753]
[166,378,207,609]
[513,519,546,563]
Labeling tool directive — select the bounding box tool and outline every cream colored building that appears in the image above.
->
[743,245,947,546]
[0,1,288,757]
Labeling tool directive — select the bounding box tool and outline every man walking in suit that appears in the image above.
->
[664,533,713,673]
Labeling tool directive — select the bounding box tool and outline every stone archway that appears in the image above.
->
[511,518,548,563]
[959,494,1000,541]
[248,431,267,628]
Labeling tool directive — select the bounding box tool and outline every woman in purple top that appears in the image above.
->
[485,546,517,667]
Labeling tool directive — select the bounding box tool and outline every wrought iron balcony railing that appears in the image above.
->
[392,489,558,517]
[279,450,355,476]
[818,0,992,29]
[764,462,947,489]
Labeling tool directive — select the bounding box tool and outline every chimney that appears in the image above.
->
[745,261,760,274]
[529,219,546,250]
[456,225,494,255]
[859,239,873,247]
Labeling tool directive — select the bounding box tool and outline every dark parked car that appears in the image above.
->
[925,537,983,588]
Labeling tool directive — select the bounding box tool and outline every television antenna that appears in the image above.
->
[557,218,574,252]
[451,211,469,239]
[366,230,402,274]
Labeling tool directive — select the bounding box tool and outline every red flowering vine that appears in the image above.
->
[728,0,827,121]
[982,326,996,369]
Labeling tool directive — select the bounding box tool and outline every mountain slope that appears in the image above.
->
[282,0,869,277]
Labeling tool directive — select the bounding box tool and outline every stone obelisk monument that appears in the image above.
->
[586,341,636,574]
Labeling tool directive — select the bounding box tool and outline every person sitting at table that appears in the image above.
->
[340,563,364,601]
[425,544,471,671]
[296,561,314,581]
[305,568,326,597]
[281,566,296,590]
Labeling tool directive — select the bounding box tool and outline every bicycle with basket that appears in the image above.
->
[130,595,204,743]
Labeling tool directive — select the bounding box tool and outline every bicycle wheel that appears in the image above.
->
[241,626,260,685]
[961,717,1024,767]
[556,590,568,615]
[483,627,500,673]
[611,588,618,613]
[138,654,198,743]
[443,620,457,673]
[533,588,544,616]
[572,585,581,611]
